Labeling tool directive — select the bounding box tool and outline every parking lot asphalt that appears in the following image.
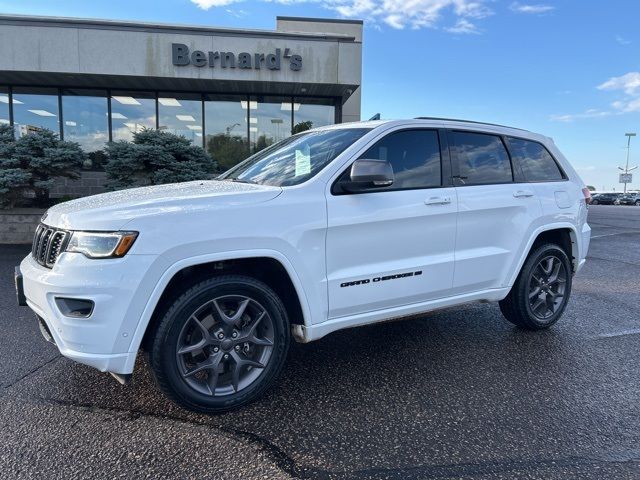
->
[1,205,639,480]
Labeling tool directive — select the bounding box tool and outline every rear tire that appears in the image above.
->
[148,275,290,414]
[499,243,572,330]
[591,199,599,205]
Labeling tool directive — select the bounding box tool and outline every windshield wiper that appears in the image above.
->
[226,178,258,185]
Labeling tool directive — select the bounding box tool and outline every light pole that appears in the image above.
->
[619,132,637,194]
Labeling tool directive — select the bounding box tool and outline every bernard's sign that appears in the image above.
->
[172,43,302,71]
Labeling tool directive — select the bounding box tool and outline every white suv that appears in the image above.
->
[16,119,591,413]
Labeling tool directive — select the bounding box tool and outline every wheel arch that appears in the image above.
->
[124,250,311,372]
[507,224,579,287]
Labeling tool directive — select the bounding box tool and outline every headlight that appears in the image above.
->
[66,231,138,259]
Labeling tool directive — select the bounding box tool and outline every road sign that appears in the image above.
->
[620,173,633,184]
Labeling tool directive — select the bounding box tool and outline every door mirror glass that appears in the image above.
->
[342,159,394,192]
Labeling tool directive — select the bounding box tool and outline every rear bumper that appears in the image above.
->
[19,252,157,374]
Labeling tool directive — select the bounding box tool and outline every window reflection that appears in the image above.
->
[204,95,249,171]
[12,87,60,138]
[250,96,292,153]
[62,89,109,170]
[0,87,9,126]
[294,98,335,133]
[110,91,155,141]
[158,93,203,146]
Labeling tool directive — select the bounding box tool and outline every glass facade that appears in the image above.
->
[0,87,9,126]
[0,86,338,171]
[12,87,60,138]
[250,96,292,153]
[204,95,249,171]
[110,91,156,142]
[158,93,203,145]
[62,89,109,170]
[294,98,335,133]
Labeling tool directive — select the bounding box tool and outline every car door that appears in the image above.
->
[448,129,542,294]
[325,128,458,319]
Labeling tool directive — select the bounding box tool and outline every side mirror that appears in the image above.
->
[342,159,394,193]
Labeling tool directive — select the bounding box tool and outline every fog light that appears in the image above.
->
[55,297,95,318]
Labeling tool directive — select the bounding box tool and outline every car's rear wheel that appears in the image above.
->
[591,199,599,205]
[635,200,640,206]
[149,275,290,413]
[499,243,572,330]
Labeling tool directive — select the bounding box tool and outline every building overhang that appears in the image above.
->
[2,71,359,102]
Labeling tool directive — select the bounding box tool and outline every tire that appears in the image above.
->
[591,199,599,205]
[635,200,640,206]
[499,243,572,330]
[148,275,290,414]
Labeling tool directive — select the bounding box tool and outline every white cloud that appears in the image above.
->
[615,35,631,46]
[191,0,494,33]
[549,109,612,123]
[446,18,480,34]
[191,0,240,8]
[509,2,555,14]
[598,72,640,96]
[552,71,640,122]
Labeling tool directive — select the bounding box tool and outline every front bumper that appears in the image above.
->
[19,251,157,374]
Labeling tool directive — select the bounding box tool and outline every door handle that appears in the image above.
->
[424,196,452,205]
[513,190,534,198]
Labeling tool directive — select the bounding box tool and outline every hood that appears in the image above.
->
[44,180,282,231]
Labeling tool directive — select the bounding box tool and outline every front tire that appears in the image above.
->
[499,243,572,330]
[149,275,290,413]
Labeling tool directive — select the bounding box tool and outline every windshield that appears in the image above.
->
[218,128,371,187]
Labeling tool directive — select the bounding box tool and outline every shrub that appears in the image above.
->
[104,129,217,190]
[0,125,86,208]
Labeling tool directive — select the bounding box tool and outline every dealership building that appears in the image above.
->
[0,14,362,196]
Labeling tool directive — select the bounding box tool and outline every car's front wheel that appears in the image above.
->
[635,200,640,206]
[149,275,290,413]
[499,243,572,330]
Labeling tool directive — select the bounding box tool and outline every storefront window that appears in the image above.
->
[0,87,9,126]
[158,93,203,146]
[110,91,155,142]
[12,87,60,138]
[294,98,335,133]
[62,89,109,170]
[204,95,249,171]
[250,96,293,153]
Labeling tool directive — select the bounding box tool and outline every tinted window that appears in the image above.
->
[360,129,441,189]
[451,131,512,185]
[508,137,564,182]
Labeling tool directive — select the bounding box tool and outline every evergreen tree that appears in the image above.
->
[104,128,217,190]
[0,125,85,208]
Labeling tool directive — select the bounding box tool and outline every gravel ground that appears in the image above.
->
[1,205,639,479]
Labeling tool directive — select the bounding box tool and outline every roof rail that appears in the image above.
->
[414,117,529,132]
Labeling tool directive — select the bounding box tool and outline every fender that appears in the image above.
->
[122,248,312,373]
[506,222,579,288]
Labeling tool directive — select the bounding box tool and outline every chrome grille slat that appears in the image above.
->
[31,224,69,269]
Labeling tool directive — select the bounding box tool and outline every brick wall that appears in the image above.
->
[49,171,107,198]
[0,209,44,244]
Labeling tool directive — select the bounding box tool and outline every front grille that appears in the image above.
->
[31,224,70,268]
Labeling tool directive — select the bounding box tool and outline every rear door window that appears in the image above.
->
[450,131,513,185]
[507,137,565,182]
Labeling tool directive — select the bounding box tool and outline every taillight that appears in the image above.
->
[582,187,592,205]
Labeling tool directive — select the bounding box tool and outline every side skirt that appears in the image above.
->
[292,287,511,343]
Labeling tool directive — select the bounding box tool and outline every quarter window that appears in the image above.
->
[360,129,442,189]
[451,131,512,185]
[508,137,564,182]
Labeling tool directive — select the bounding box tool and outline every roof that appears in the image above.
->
[0,14,357,42]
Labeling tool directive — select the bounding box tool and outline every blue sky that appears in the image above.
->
[2,0,640,190]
